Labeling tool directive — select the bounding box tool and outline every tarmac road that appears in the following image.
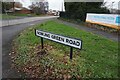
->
[1,16,57,79]
[1,16,58,27]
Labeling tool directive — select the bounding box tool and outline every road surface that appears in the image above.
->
[56,20,118,42]
[1,16,58,27]
[1,16,58,79]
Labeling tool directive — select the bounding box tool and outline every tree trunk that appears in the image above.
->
[13,2,15,13]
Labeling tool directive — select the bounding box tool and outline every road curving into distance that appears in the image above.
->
[1,16,58,78]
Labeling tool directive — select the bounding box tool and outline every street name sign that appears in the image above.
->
[35,30,82,60]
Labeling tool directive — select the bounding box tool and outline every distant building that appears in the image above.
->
[16,7,32,14]
[48,9,60,16]
[7,2,32,14]
[10,7,32,14]
[14,2,22,8]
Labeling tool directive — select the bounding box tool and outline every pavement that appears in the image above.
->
[1,16,58,79]
[56,19,118,42]
[1,16,58,27]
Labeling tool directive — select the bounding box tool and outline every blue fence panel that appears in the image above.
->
[116,16,120,24]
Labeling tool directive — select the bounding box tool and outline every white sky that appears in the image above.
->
[19,0,64,11]
[19,0,120,10]
[48,0,64,11]
[104,0,120,9]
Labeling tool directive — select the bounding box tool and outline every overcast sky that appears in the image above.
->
[19,0,120,10]
[104,0,120,9]
[20,0,64,11]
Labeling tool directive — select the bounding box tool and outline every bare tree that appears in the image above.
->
[29,1,49,15]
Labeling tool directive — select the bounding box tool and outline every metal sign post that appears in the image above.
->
[41,37,44,49]
[70,47,73,60]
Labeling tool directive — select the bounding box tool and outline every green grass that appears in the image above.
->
[0,13,47,20]
[0,14,17,20]
[12,20,118,78]
[13,13,45,17]
[13,13,30,16]
[0,13,30,20]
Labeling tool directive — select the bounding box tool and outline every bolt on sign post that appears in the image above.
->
[35,30,82,60]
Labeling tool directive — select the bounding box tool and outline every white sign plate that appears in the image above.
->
[35,30,82,49]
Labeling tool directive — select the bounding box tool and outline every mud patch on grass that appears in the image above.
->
[11,43,83,79]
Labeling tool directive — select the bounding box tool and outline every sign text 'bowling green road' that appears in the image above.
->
[35,30,82,49]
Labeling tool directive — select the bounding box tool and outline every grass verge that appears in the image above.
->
[58,17,118,33]
[11,20,118,79]
[0,13,46,20]
[0,14,17,20]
